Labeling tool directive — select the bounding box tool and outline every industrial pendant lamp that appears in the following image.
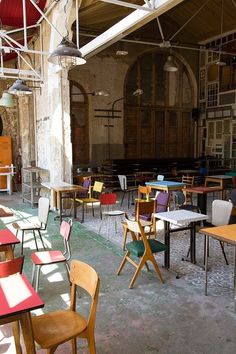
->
[8,79,33,96]
[163,55,178,72]
[0,92,14,108]
[48,0,86,69]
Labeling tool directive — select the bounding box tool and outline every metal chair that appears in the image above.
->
[31,219,72,292]
[118,175,137,208]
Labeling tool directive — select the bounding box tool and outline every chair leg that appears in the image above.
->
[150,254,164,283]
[87,333,96,354]
[122,225,128,251]
[92,203,94,217]
[32,230,39,251]
[21,231,24,255]
[121,191,125,206]
[31,263,36,286]
[219,241,229,265]
[64,261,70,282]
[71,338,77,354]
[12,321,22,354]
[38,230,46,249]
[35,265,41,292]
[99,216,104,234]
[117,251,129,275]
[129,257,146,289]
[128,192,130,209]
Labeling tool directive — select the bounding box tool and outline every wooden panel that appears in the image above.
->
[0,136,12,189]
[71,104,89,165]
[124,107,138,158]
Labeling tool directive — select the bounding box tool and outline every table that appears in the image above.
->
[0,229,20,260]
[42,182,85,222]
[0,165,15,195]
[185,186,223,214]
[0,273,44,353]
[199,224,236,311]
[146,180,185,192]
[153,210,208,271]
[205,175,232,199]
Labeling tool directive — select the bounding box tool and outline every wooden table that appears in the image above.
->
[0,229,20,260]
[146,180,185,192]
[205,175,232,199]
[153,210,208,273]
[185,186,223,214]
[0,273,44,353]
[199,224,236,311]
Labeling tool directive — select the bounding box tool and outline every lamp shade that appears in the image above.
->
[48,37,86,69]
[0,92,14,108]
[8,79,33,96]
[163,55,178,72]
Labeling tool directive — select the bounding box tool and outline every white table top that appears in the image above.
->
[41,181,71,189]
[153,209,208,226]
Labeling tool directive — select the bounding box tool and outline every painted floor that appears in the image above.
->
[0,191,236,354]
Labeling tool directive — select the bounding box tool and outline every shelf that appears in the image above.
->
[21,167,49,207]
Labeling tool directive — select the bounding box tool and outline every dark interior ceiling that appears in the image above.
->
[79,0,236,50]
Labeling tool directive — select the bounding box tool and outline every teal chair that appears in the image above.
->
[117,216,167,288]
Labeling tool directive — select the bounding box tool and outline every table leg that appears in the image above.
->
[52,190,57,210]
[190,222,196,264]
[73,192,76,219]
[59,192,62,223]
[19,312,36,354]
[198,194,207,214]
[234,246,236,313]
[204,235,209,296]
[164,221,170,269]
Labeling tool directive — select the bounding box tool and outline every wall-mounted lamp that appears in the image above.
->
[0,92,14,108]
[8,79,33,96]
[163,55,178,72]
[48,36,86,69]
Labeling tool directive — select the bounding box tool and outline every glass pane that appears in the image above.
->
[71,85,85,103]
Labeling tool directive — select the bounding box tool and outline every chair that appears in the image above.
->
[155,191,170,213]
[0,256,24,278]
[75,181,104,222]
[12,197,50,255]
[182,175,194,203]
[229,189,236,224]
[98,193,124,239]
[118,175,138,208]
[172,190,200,213]
[117,217,167,288]
[31,260,100,354]
[157,174,164,181]
[137,185,152,200]
[203,199,233,265]
[31,219,72,292]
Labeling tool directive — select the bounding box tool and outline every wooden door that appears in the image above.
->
[71,103,89,165]
[0,136,12,188]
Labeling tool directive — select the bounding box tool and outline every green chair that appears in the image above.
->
[117,216,167,288]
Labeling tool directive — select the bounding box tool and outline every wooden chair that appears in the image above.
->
[75,181,104,222]
[31,260,100,354]
[31,219,72,292]
[182,175,194,203]
[117,217,167,288]
[137,185,152,200]
[12,197,50,255]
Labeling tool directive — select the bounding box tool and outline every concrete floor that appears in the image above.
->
[0,192,236,354]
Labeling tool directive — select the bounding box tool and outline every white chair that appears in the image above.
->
[203,199,233,264]
[118,175,137,208]
[13,197,50,255]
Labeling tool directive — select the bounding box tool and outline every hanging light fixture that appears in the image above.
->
[163,55,178,72]
[48,0,86,69]
[8,79,33,96]
[0,92,14,108]
[216,0,226,66]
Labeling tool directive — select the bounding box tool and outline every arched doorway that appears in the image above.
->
[70,81,89,166]
[124,51,195,159]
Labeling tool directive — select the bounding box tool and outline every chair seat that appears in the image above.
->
[32,310,87,349]
[12,221,41,231]
[102,210,124,216]
[126,239,167,257]
[31,250,66,265]
[139,213,152,221]
[75,197,99,204]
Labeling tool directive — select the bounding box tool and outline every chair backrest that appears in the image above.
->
[135,199,156,221]
[157,174,164,181]
[118,175,127,191]
[125,217,151,251]
[92,181,104,194]
[155,192,170,212]
[211,200,233,226]
[69,260,100,333]
[80,178,91,197]
[38,197,50,226]
[60,219,72,260]
[182,175,194,187]
[137,185,152,200]
[0,256,24,278]
[99,193,117,206]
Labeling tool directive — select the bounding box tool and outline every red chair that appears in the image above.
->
[99,193,125,239]
[31,219,72,292]
[0,256,24,278]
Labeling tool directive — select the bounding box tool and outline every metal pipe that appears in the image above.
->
[22,0,28,48]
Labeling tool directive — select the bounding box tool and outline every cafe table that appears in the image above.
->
[0,229,20,260]
[41,181,85,222]
[199,224,236,311]
[185,186,222,214]
[153,209,208,272]
[146,180,185,193]
[0,273,44,353]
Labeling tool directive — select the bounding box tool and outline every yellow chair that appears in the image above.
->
[75,181,104,222]
[32,260,100,354]
[117,217,167,289]
[137,185,152,200]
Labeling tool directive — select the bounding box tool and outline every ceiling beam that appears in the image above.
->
[99,0,153,12]
[80,0,184,58]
